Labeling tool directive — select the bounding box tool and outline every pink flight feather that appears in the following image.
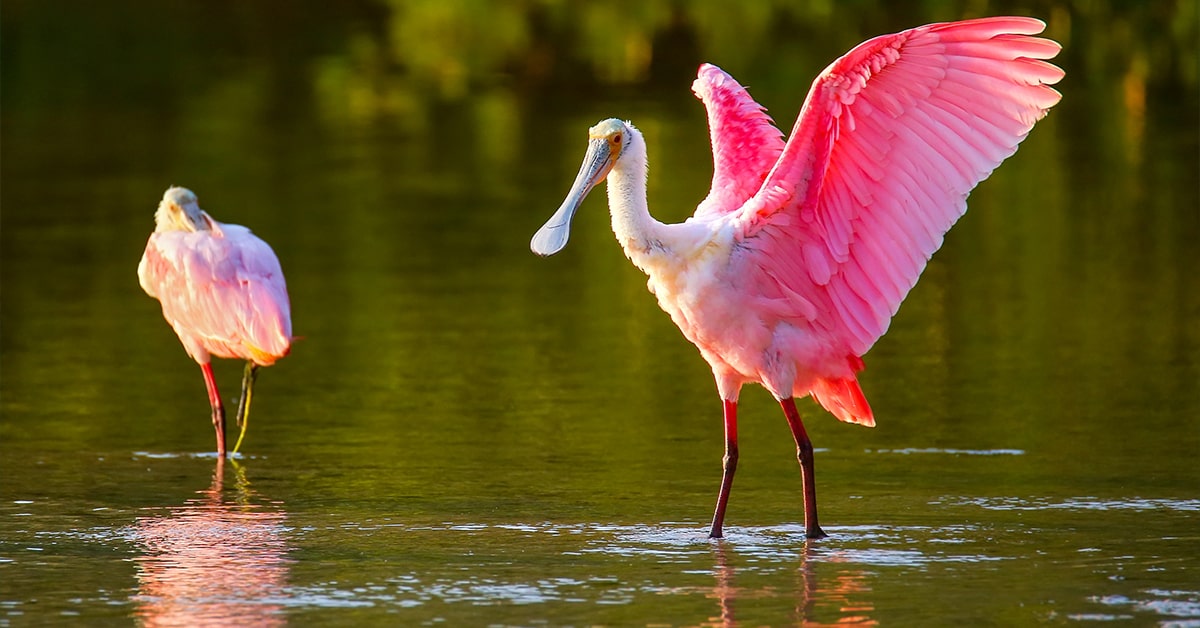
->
[697,16,1062,424]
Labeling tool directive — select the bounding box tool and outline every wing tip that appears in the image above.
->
[932,15,1048,36]
[693,62,730,97]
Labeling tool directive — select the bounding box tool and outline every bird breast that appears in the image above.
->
[636,223,840,393]
[639,227,775,370]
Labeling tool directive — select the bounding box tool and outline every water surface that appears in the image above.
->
[3,2,1198,625]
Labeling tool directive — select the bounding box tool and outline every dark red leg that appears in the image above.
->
[780,398,827,539]
[709,399,739,539]
[201,363,227,458]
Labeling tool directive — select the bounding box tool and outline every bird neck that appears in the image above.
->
[607,130,665,265]
[154,205,218,234]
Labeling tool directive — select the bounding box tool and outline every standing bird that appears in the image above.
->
[139,187,292,457]
[531,17,1063,539]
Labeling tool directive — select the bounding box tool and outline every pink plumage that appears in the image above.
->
[140,223,291,366]
[139,187,291,456]
[533,16,1062,539]
[729,16,1063,424]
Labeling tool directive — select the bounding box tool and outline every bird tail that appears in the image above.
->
[811,376,875,427]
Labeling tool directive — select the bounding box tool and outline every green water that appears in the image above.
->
[3,2,1198,625]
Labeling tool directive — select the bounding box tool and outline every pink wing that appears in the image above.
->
[139,223,292,366]
[690,63,786,221]
[735,16,1063,358]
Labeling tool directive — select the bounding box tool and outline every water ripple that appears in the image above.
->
[562,522,1012,569]
[130,451,266,461]
[948,496,1200,513]
[867,448,1025,456]
[1088,588,1200,623]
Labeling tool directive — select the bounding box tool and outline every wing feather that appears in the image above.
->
[730,16,1062,359]
[139,224,291,365]
[691,64,787,221]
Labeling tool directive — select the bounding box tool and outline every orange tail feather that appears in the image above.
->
[811,377,875,427]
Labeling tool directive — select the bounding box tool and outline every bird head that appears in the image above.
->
[154,187,212,233]
[530,118,634,256]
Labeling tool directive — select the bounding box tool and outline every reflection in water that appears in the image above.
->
[708,544,736,627]
[802,555,877,627]
[130,459,291,626]
[705,543,877,627]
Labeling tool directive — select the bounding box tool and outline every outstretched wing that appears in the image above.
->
[690,63,786,222]
[734,17,1063,357]
[139,223,292,365]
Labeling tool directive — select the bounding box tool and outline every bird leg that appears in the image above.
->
[709,399,739,539]
[200,363,226,458]
[781,398,827,539]
[231,362,259,455]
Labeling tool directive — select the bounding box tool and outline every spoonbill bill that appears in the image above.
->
[138,187,292,457]
[531,17,1063,539]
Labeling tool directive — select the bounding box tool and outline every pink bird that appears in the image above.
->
[531,17,1063,539]
[138,187,292,457]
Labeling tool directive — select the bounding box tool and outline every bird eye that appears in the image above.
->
[613,134,622,144]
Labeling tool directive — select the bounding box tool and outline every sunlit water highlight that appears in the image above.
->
[6,489,1199,625]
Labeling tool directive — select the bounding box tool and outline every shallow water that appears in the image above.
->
[3,2,1199,626]
[5,452,1199,625]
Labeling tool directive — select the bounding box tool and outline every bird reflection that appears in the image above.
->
[131,458,291,627]
[704,542,876,627]
[708,543,738,626]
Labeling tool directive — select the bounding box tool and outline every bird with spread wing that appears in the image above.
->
[531,17,1064,539]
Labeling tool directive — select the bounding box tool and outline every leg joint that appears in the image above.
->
[723,445,739,471]
[795,438,816,467]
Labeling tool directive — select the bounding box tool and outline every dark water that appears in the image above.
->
[3,2,1198,625]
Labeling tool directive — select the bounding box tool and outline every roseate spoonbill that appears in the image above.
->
[138,187,292,457]
[531,17,1063,539]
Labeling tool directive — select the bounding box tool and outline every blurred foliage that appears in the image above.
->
[306,0,1199,126]
[3,1,1195,120]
